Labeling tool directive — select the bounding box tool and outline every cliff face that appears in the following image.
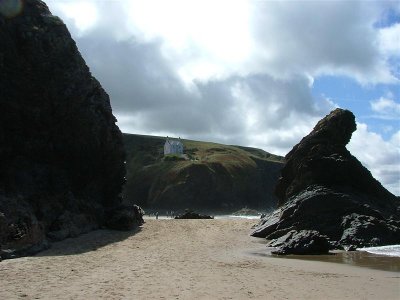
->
[123,134,284,212]
[252,109,400,253]
[0,0,142,259]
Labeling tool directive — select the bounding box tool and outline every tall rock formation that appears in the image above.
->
[0,0,143,259]
[252,109,400,253]
[275,108,394,207]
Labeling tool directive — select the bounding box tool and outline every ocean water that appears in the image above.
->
[357,245,400,257]
[214,215,261,220]
[145,214,261,220]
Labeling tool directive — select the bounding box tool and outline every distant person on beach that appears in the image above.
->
[155,212,159,219]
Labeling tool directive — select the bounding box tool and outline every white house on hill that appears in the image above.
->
[164,137,184,156]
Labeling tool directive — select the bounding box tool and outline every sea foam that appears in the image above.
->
[214,215,261,220]
[358,245,400,257]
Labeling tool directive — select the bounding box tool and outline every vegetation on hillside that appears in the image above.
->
[122,134,284,212]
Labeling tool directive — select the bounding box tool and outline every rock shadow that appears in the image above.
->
[35,227,142,257]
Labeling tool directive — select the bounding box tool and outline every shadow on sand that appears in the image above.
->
[35,227,143,257]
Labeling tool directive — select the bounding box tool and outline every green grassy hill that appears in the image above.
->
[122,133,284,212]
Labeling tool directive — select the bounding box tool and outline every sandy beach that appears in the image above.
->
[0,218,399,300]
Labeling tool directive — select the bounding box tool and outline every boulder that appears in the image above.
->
[0,0,141,258]
[269,230,331,255]
[106,205,145,231]
[340,214,400,248]
[175,210,214,219]
[252,109,400,253]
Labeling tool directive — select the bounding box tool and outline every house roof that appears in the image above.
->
[165,139,183,146]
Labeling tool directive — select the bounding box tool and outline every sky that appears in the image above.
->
[43,0,399,195]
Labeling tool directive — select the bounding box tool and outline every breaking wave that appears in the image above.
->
[358,245,400,257]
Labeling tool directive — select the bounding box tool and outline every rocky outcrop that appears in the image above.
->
[252,109,400,253]
[175,210,214,219]
[267,230,331,255]
[106,205,145,231]
[275,109,394,206]
[0,0,143,259]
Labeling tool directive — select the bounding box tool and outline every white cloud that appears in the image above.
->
[44,0,400,193]
[54,1,98,34]
[379,23,400,56]
[47,0,399,84]
[349,123,400,195]
[370,96,400,120]
[248,1,399,84]
[125,0,251,60]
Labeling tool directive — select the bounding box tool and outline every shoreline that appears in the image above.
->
[146,215,400,270]
[1,219,398,299]
[249,245,400,272]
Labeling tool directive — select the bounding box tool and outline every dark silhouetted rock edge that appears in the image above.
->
[252,109,400,254]
[0,0,143,259]
[175,210,214,219]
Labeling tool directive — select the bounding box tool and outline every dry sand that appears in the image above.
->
[0,218,399,299]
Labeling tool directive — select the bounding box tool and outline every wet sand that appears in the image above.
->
[285,250,400,272]
[250,242,400,273]
[0,219,399,299]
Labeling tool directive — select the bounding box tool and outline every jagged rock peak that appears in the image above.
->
[252,109,399,253]
[285,109,356,162]
[275,108,392,205]
[309,108,356,146]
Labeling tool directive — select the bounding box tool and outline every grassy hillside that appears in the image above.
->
[122,134,284,212]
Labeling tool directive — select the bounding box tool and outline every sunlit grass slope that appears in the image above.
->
[123,133,284,212]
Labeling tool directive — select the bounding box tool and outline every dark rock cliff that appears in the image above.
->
[0,0,142,259]
[252,109,400,253]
